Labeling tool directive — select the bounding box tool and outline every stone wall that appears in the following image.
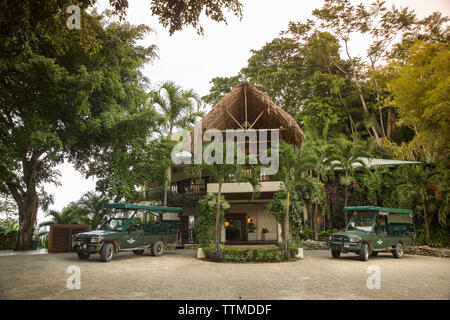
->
[404,245,450,258]
[302,240,329,250]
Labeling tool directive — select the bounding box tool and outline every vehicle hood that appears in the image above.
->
[76,230,119,237]
[332,230,367,237]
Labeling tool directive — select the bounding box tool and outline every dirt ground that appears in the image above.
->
[0,249,449,300]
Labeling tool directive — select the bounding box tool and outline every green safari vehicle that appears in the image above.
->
[328,206,414,261]
[72,203,182,262]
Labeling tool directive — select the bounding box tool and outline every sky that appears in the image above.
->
[38,0,450,224]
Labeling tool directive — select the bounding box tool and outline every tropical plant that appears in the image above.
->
[39,203,82,227]
[76,192,110,230]
[275,142,318,258]
[398,165,440,245]
[190,141,261,261]
[328,138,370,225]
[149,81,204,206]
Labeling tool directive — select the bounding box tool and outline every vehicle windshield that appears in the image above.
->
[99,218,128,231]
[346,211,374,232]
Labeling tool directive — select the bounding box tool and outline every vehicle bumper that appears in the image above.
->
[328,241,362,252]
[72,241,103,253]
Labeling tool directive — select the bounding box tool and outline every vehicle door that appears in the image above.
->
[142,212,160,247]
[120,212,144,249]
[373,213,388,250]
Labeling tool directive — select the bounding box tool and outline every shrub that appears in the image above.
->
[201,247,299,263]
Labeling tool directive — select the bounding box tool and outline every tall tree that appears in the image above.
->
[149,81,203,206]
[275,142,317,258]
[0,13,158,250]
[398,165,440,245]
[389,41,450,160]
[191,141,261,261]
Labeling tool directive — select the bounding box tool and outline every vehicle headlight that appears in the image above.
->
[349,236,361,242]
[90,237,103,243]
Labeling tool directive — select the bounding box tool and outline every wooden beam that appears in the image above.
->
[226,110,244,129]
[244,85,248,127]
[249,110,265,130]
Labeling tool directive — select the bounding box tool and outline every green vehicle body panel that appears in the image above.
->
[72,204,182,255]
[329,206,414,254]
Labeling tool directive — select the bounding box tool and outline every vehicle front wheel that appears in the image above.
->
[151,241,165,257]
[100,243,114,262]
[77,251,90,260]
[331,248,341,258]
[133,250,145,255]
[393,242,404,259]
[360,243,369,261]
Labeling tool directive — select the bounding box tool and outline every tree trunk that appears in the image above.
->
[327,199,332,230]
[284,190,290,259]
[16,191,39,250]
[422,196,431,245]
[163,166,171,206]
[215,184,222,253]
[344,185,349,226]
[9,157,40,251]
[313,201,318,241]
[163,128,173,207]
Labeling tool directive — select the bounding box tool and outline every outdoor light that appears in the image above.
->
[349,236,361,242]
[224,221,229,227]
[90,236,103,243]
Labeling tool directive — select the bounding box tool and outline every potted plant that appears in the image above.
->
[261,228,269,241]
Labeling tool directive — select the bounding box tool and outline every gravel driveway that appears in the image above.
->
[0,249,449,300]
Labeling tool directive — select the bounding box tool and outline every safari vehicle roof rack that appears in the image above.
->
[343,206,412,214]
[103,203,182,212]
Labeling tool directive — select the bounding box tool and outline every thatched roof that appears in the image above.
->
[196,82,305,148]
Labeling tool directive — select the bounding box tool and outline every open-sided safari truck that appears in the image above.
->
[327,206,414,261]
[72,203,182,262]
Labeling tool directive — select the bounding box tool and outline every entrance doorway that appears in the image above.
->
[224,213,247,242]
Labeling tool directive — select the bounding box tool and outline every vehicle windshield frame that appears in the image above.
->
[346,211,376,232]
[99,217,129,231]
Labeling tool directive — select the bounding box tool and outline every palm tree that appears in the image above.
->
[327,138,369,225]
[275,142,318,258]
[39,202,81,227]
[149,81,204,206]
[191,141,261,261]
[76,192,110,230]
[398,165,439,245]
[303,121,332,238]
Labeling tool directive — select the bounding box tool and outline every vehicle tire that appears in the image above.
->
[393,242,404,259]
[360,243,369,261]
[331,248,341,258]
[77,251,90,260]
[151,241,165,257]
[371,251,379,256]
[133,250,145,255]
[100,243,114,262]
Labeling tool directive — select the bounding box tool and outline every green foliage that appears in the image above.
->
[202,247,299,263]
[266,190,304,245]
[202,76,241,106]
[389,41,450,160]
[193,194,228,247]
[358,166,403,208]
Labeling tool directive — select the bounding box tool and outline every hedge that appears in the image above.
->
[201,247,299,263]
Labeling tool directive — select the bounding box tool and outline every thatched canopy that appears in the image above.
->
[197,82,305,148]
